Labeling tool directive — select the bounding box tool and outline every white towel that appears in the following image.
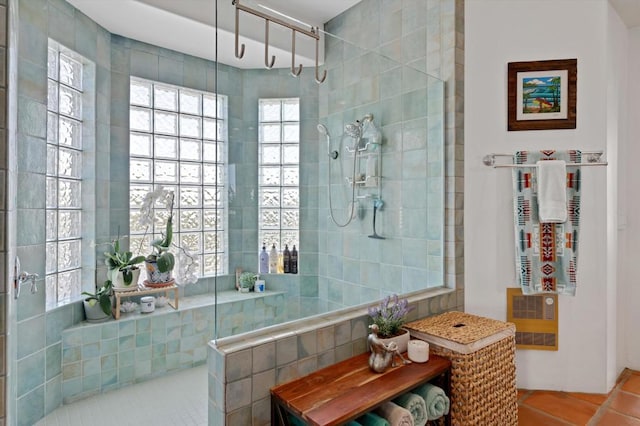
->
[536,160,567,223]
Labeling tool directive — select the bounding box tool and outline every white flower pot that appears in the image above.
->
[377,329,410,354]
[112,267,141,291]
[83,299,111,323]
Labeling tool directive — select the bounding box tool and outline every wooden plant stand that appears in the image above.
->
[112,282,179,319]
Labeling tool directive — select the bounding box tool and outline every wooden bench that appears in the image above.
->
[271,352,451,426]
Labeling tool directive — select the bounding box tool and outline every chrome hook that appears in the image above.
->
[290,29,303,77]
[314,28,327,84]
[264,20,276,69]
[233,0,245,59]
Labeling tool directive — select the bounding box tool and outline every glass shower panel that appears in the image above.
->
[213,1,445,339]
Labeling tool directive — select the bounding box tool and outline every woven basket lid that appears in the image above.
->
[405,311,515,345]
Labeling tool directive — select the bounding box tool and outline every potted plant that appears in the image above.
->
[368,294,414,353]
[82,280,113,323]
[104,238,145,291]
[239,272,257,293]
[137,186,198,286]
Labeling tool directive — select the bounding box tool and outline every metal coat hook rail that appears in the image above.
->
[483,151,607,168]
[232,0,327,83]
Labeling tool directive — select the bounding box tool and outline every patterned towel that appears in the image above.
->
[512,150,581,295]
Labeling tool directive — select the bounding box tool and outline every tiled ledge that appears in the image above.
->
[207,287,461,425]
[60,290,286,404]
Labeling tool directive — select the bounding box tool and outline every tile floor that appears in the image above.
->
[34,365,640,425]
[518,368,640,425]
[35,364,207,426]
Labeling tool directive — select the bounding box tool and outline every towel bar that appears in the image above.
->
[483,151,607,168]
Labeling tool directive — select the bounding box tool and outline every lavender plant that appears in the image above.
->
[368,294,414,338]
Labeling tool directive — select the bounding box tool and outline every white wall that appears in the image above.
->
[606,2,626,388]
[465,0,616,392]
[621,27,640,371]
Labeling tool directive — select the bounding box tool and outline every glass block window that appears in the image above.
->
[129,78,228,277]
[258,99,300,253]
[46,42,85,308]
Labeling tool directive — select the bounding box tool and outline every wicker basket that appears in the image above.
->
[405,311,518,426]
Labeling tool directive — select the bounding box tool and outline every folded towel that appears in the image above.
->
[357,412,391,426]
[393,393,427,426]
[413,383,450,420]
[537,159,567,223]
[375,401,414,426]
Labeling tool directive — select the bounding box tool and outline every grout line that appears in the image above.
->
[587,368,636,426]
[518,399,575,425]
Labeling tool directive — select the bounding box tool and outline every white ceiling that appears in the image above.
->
[67,0,362,68]
[610,0,640,28]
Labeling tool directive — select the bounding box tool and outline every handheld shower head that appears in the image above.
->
[317,124,338,159]
[317,123,329,136]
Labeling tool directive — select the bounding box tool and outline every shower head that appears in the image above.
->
[317,123,329,136]
[344,122,362,139]
[317,123,338,159]
[361,113,373,123]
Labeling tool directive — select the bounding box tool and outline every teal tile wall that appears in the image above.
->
[11,1,110,424]
[60,291,284,402]
[315,0,447,308]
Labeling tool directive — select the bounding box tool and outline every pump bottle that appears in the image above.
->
[259,243,269,274]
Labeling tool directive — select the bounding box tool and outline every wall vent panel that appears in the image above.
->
[507,288,558,351]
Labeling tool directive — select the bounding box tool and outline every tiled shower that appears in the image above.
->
[1,0,464,424]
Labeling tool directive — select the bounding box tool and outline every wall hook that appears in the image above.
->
[314,29,327,84]
[290,29,303,77]
[14,256,39,299]
[233,0,246,59]
[264,20,276,69]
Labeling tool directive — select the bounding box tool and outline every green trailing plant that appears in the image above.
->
[82,280,113,316]
[104,238,145,285]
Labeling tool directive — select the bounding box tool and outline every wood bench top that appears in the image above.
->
[271,352,451,426]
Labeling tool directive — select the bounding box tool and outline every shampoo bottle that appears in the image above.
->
[269,244,278,273]
[259,243,269,274]
[291,245,298,274]
[283,244,291,273]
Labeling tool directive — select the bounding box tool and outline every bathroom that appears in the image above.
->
[2,0,640,425]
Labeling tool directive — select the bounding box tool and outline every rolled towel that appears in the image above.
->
[393,393,428,426]
[413,383,450,420]
[288,413,306,426]
[375,401,414,426]
[357,412,390,426]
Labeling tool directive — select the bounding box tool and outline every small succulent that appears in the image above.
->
[239,272,257,289]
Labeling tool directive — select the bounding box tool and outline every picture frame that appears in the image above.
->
[507,59,577,131]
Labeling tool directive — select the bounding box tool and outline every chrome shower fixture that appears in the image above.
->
[317,124,338,159]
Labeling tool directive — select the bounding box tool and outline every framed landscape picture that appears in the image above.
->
[507,59,577,131]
